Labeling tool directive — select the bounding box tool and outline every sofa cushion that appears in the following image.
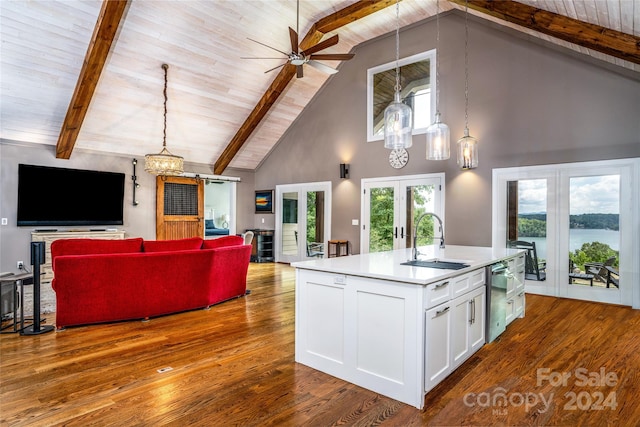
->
[201,235,244,249]
[51,237,143,258]
[143,237,204,253]
[205,219,216,229]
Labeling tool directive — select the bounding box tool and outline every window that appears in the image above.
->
[367,50,436,142]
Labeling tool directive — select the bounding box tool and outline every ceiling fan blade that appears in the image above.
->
[302,34,339,56]
[264,63,287,74]
[307,60,338,75]
[289,27,298,54]
[241,57,289,60]
[308,53,355,61]
[297,65,304,78]
[247,37,289,56]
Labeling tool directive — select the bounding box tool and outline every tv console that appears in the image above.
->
[31,230,126,283]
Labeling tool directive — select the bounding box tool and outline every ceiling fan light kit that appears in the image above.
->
[245,0,354,78]
[383,0,413,150]
[144,63,184,176]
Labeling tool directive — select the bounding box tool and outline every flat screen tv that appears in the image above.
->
[17,164,125,227]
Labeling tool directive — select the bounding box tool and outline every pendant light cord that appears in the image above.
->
[435,0,441,116]
[464,0,469,131]
[394,0,401,94]
[162,63,168,148]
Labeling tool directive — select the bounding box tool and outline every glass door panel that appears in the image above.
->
[275,182,331,263]
[568,175,620,292]
[281,192,298,257]
[305,191,325,258]
[367,183,397,253]
[404,182,437,248]
[505,178,553,296]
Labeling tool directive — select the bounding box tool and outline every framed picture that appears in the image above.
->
[255,189,274,213]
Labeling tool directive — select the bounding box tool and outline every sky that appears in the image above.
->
[518,175,620,215]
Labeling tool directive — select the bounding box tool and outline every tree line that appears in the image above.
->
[518,213,619,237]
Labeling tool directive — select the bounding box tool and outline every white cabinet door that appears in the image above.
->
[425,302,451,392]
[451,286,486,370]
[468,286,486,354]
[506,254,526,325]
[450,293,470,369]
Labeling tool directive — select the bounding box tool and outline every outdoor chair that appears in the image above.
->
[569,260,594,286]
[507,240,546,281]
[604,266,619,288]
[295,231,324,258]
[585,257,616,283]
[306,242,325,258]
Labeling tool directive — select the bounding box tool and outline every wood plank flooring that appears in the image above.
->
[1,263,639,426]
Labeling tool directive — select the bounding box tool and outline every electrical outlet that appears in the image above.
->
[17,261,24,270]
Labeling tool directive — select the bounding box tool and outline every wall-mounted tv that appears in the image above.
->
[17,164,125,227]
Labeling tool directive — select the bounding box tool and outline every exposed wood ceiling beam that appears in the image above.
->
[213,0,397,175]
[55,0,129,159]
[450,0,640,65]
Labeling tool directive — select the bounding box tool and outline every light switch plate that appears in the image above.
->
[352,219,359,226]
[1,218,7,226]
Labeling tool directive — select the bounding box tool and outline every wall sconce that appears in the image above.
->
[340,163,350,179]
[132,158,140,206]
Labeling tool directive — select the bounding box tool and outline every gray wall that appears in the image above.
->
[2,11,639,271]
[254,11,640,254]
[0,141,255,272]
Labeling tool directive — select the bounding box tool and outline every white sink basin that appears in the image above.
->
[401,258,472,270]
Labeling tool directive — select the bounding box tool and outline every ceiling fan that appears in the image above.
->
[243,0,354,78]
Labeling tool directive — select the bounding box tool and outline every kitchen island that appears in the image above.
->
[292,245,525,409]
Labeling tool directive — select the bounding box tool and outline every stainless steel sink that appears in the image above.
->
[401,258,470,270]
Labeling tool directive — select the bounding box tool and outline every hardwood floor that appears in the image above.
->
[2,263,639,426]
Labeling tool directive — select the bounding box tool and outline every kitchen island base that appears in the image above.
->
[294,246,524,409]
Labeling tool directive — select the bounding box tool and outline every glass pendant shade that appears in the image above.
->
[144,147,184,176]
[457,128,478,169]
[425,112,450,160]
[384,91,413,149]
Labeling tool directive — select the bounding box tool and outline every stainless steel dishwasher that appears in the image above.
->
[486,261,509,343]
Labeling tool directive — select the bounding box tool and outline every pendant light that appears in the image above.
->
[383,0,413,150]
[426,0,450,160]
[457,0,478,169]
[145,63,184,176]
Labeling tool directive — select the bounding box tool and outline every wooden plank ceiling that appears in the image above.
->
[1,1,638,173]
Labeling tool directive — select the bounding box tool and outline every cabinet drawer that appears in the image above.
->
[425,279,453,309]
[451,268,486,298]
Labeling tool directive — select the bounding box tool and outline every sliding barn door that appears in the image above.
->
[156,176,204,240]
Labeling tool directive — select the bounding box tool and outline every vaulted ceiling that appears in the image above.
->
[1,1,638,174]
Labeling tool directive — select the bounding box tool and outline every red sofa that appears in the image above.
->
[51,236,251,329]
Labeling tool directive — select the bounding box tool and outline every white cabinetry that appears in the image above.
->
[506,253,526,325]
[31,230,126,282]
[424,301,451,392]
[451,286,485,370]
[425,268,486,393]
[295,269,423,408]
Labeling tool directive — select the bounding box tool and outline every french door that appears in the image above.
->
[493,159,640,307]
[275,182,332,263]
[361,174,444,254]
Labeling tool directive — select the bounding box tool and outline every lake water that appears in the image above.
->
[522,229,619,260]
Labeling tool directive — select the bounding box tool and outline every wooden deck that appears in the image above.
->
[2,262,639,426]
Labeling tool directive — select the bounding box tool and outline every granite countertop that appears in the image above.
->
[291,245,524,285]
